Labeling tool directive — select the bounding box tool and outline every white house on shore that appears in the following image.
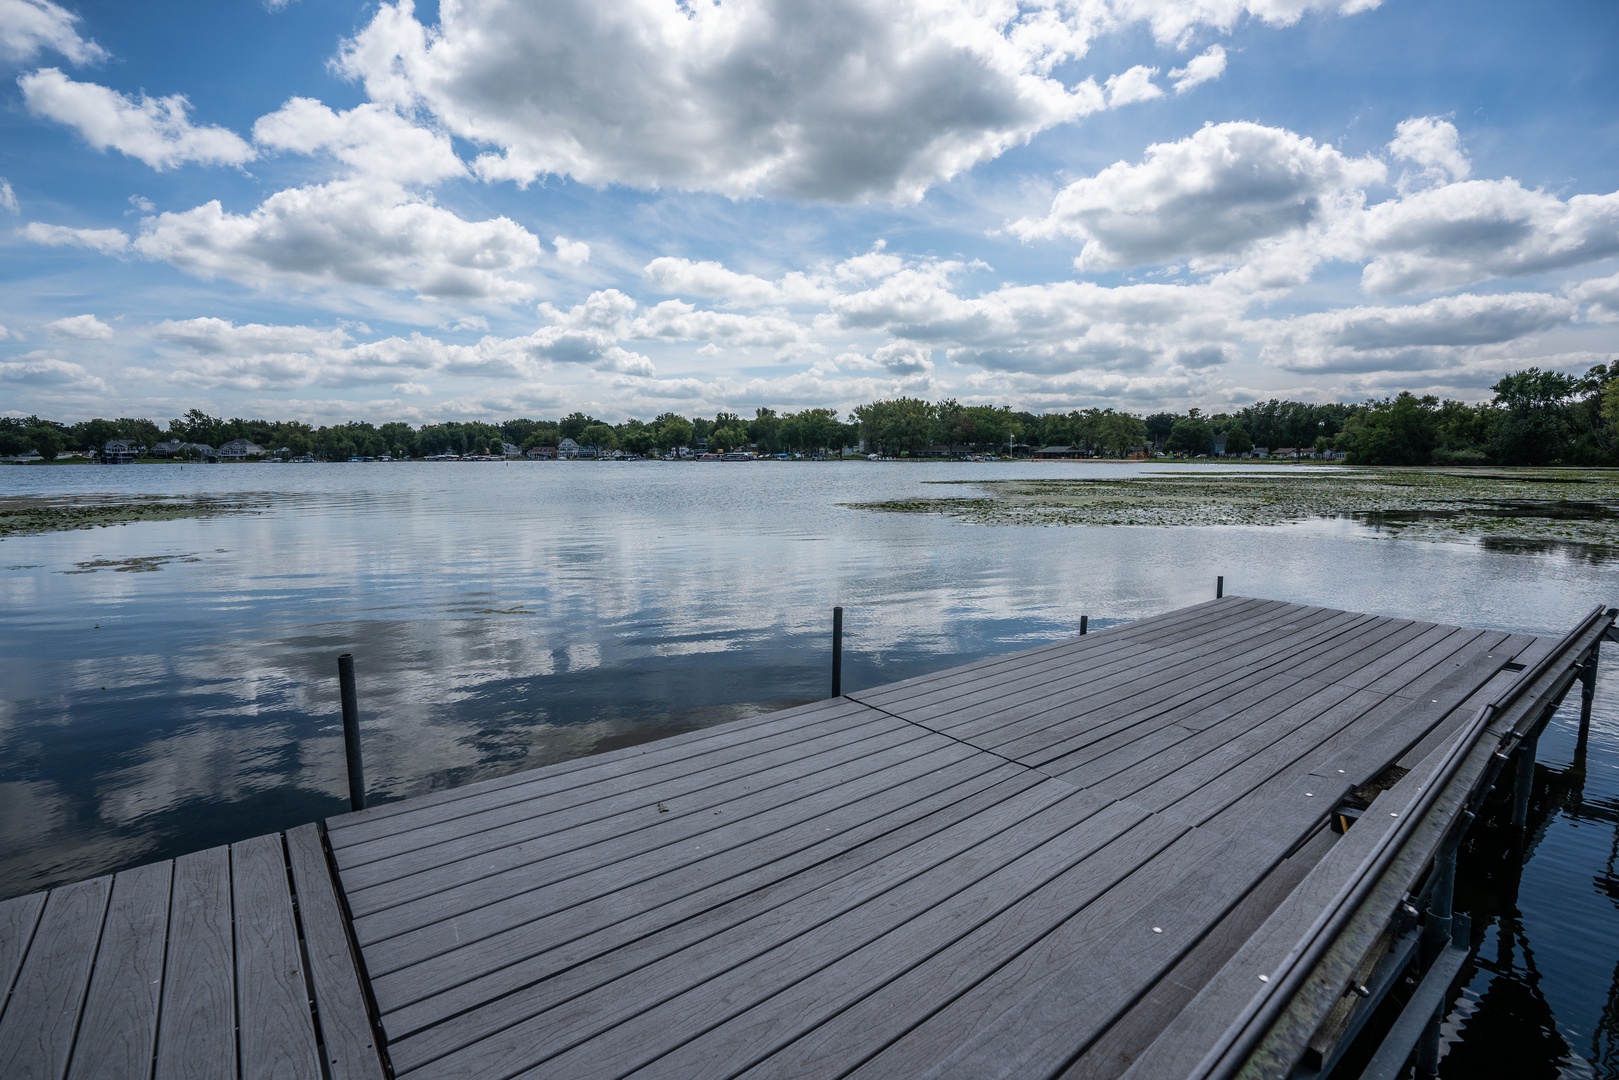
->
[218,438,266,461]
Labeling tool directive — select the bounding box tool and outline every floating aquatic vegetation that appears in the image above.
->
[847,467,1619,555]
[0,495,265,538]
[62,554,203,574]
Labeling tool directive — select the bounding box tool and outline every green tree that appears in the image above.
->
[29,424,65,462]
[72,418,121,457]
[580,423,618,451]
[853,398,937,456]
[1164,411,1212,456]
[654,414,693,452]
[1486,368,1578,466]
[1337,393,1440,465]
[559,412,594,441]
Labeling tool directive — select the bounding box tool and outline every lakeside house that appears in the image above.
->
[100,439,139,463]
[150,439,219,461]
[525,445,558,460]
[1033,445,1083,459]
[218,438,266,461]
[558,437,599,460]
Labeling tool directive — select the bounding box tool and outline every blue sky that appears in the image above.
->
[2,0,1616,424]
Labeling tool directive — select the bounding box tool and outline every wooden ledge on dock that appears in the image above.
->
[1,596,1611,1079]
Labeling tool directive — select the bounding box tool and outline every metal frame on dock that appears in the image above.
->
[1207,606,1613,1080]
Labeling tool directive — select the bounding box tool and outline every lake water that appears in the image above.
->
[2,459,1615,1075]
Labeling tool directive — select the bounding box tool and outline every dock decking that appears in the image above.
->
[0,596,1609,1078]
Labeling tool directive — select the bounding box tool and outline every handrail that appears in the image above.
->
[1194,604,1611,1079]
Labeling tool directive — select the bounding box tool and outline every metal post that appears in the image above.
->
[1416,836,1461,1076]
[1217,575,1224,599]
[831,607,843,698]
[338,653,366,811]
[1079,615,1088,636]
[1510,731,1538,833]
[1579,652,1597,740]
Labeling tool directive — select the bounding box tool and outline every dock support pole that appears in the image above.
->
[1416,833,1462,1076]
[338,653,366,812]
[1509,731,1538,834]
[1216,575,1224,599]
[1079,615,1088,636]
[831,606,843,698]
[1578,651,1597,742]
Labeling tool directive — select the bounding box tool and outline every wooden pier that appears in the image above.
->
[0,596,1610,1079]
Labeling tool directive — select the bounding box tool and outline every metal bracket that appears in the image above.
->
[1357,915,1472,1080]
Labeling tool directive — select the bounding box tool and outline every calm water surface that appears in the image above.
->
[2,460,1615,1075]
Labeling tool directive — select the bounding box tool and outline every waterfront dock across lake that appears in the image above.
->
[0,595,1610,1078]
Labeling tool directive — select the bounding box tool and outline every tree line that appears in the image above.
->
[4,364,1616,466]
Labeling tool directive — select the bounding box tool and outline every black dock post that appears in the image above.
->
[1079,615,1088,636]
[1579,652,1597,740]
[338,653,366,811]
[1415,827,1464,1076]
[831,607,843,698]
[1509,731,1538,834]
[1216,575,1224,599]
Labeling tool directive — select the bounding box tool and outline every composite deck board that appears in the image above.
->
[66,861,171,1080]
[846,597,1278,718]
[1004,612,1410,773]
[357,739,986,984]
[351,724,960,963]
[847,597,1261,710]
[916,605,1362,752]
[154,846,236,1080]
[343,709,936,908]
[4,597,1597,1080]
[284,824,387,1080]
[1041,625,1496,790]
[858,599,1318,734]
[409,782,1126,1080]
[0,876,110,1080]
[381,765,1046,1064]
[326,695,876,847]
[378,757,1030,1041]
[0,893,46,1023]
[232,833,322,1080]
[1060,827,1340,1080]
[337,701,892,885]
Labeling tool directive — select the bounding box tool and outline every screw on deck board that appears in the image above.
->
[831,606,844,698]
[1217,576,1224,599]
[338,653,367,811]
[1080,615,1088,636]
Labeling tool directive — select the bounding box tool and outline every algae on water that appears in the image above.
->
[848,468,1619,556]
[0,495,266,538]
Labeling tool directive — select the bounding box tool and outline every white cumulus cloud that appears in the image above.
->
[0,357,109,393]
[19,68,255,170]
[1388,116,1470,187]
[251,98,465,184]
[133,180,543,301]
[46,313,112,339]
[1259,292,1575,373]
[0,178,17,213]
[1169,44,1226,93]
[1015,121,1385,271]
[336,0,1116,202]
[1356,180,1619,294]
[0,0,106,65]
[22,221,130,252]
[1105,65,1164,106]
[553,236,590,266]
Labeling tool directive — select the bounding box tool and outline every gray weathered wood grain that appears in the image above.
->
[154,846,235,1080]
[66,862,171,1080]
[0,876,111,1080]
[285,824,386,1080]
